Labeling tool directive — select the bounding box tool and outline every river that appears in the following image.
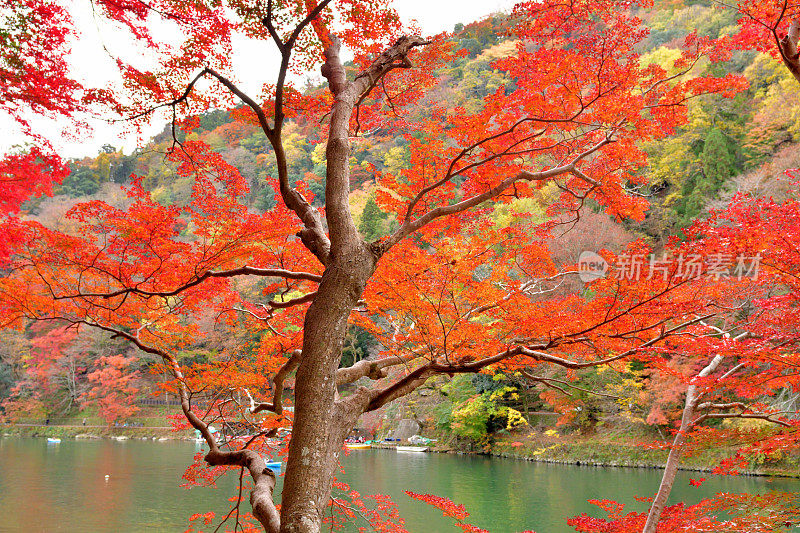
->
[0,436,797,532]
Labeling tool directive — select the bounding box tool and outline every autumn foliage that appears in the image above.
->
[1,0,800,532]
[81,355,140,425]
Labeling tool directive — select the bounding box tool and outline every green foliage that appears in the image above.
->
[198,109,230,132]
[0,360,14,401]
[255,182,277,211]
[176,348,216,365]
[339,326,377,369]
[60,165,100,197]
[451,393,495,441]
[701,128,737,185]
[434,374,527,443]
[307,178,326,206]
[357,193,387,241]
[451,17,502,58]
[646,4,737,47]
[432,374,476,431]
[666,127,740,226]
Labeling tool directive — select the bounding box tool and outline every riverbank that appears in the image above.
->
[6,424,799,478]
[0,423,193,440]
[483,432,800,478]
[369,433,800,477]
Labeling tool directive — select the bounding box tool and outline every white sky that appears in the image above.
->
[1,0,516,160]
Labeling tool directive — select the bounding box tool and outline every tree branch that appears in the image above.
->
[57,266,321,300]
[252,349,302,415]
[205,449,280,533]
[74,319,281,533]
[203,69,331,265]
[521,370,621,399]
[384,134,615,251]
[694,402,792,427]
[335,354,412,386]
[365,349,518,412]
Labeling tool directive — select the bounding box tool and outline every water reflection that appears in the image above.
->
[0,437,797,532]
[336,450,800,532]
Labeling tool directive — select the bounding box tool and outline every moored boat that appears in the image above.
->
[46,438,61,444]
[345,442,371,450]
[395,445,427,452]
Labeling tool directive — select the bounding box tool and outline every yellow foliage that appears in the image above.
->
[721,417,773,431]
[382,146,408,177]
[349,185,374,226]
[477,40,518,60]
[489,385,515,401]
[639,46,683,74]
[492,197,547,229]
[311,143,326,166]
[530,444,558,456]
[505,408,527,430]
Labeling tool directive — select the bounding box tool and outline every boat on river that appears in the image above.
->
[46,438,61,444]
[396,445,428,452]
[264,461,282,473]
[345,442,371,450]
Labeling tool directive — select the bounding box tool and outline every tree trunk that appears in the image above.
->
[780,19,800,84]
[277,33,420,533]
[641,405,693,533]
[278,244,376,533]
[642,354,722,533]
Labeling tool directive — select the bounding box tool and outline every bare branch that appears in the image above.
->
[57,266,321,300]
[335,354,410,386]
[268,291,317,310]
[365,349,519,412]
[120,68,209,122]
[252,349,302,415]
[205,449,280,533]
[694,402,792,427]
[521,370,621,399]
[384,134,615,251]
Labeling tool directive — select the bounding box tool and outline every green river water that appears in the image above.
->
[0,436,797,532]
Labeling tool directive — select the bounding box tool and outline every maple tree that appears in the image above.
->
[561,174,800,532]
[0,0,110,215]
[2,325,80,418]
[731,0,800,82]
[81,354,141,425]
[2,0,800,532]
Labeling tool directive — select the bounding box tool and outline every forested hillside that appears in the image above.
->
[3,1,800,434]
[6,0,800,529]
[38,4,800,238]
[1,0,798,478]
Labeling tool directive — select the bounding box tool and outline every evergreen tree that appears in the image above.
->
[358,193,385,241]
[701,128,737,185]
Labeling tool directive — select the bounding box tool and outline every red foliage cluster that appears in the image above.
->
[1,0,800,532]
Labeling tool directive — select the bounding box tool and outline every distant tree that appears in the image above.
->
[357,193,386,241]
[701,128,738,185]
[81,355,140,426]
